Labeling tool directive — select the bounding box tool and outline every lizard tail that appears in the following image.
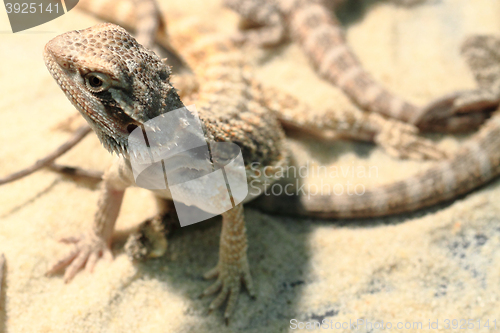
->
[254,111,500,218]
[282,0,422,125]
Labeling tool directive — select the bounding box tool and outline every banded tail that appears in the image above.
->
[256,110,500,218]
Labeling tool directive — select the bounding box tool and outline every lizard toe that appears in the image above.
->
[202,278,222,297]
[47,232,112,282]
[64,247,90,282]
[208,284,230,313]
[202,255,254,320]
[376,121,447,161]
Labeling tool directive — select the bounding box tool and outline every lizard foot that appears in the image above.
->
[46,232,112,282]
[375,121,447,160]
[415,91,498,133]
[201,256,255,324]
[124,211,179,261]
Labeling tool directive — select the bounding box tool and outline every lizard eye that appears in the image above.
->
[85,72,111,92]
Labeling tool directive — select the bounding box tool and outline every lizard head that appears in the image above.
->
[44,23,185,155]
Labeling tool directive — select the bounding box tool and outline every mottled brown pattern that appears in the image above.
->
[43,1,500,322]
[294,111,500,218]
[44,23,287,322]
[225,0,495,132]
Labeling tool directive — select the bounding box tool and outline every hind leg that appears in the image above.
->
[125,197,179,261]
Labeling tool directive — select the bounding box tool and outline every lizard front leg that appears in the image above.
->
[259,85,447,160]
[47,161,129,282]
[202,203,255,323]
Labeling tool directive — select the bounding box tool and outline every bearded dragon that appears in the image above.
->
[43,5,500,322]
[43,18,450,321]
[224,0,498,132]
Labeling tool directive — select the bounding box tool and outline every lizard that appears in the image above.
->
[1,0,453,190]
[43,19,500,324]
[224,0,498,133]
[43,18,450,323]
[254,33,500,218]
[254,32,500,215]
[40,0,500,321]
[452,35,500,113]
[65,0,445,161]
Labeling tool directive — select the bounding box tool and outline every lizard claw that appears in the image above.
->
[375,121,447,160]
[47,232,112,282]
[202,257,255,321]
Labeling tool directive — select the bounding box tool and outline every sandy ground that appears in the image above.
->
[1,0,500,332]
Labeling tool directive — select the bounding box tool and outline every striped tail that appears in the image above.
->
[255,110,500,218]
[280,0,421,125]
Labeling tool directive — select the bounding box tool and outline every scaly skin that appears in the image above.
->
[256,109,500,218]
[256,34,500,218]
[43,23,284,322]
[167,19,445,160]
[76,0,445,160]
[43,7,500,322]
[43,21,446,322]
[225,0,495,132]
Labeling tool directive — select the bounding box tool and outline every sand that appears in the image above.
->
[1,0,500,332]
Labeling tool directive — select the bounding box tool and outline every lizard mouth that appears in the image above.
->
[44,47,97,125]
[44,42,84,107]
[44,45,67,90]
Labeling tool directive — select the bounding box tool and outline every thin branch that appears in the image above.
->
[48,163,103,182]
[0,253,5,292]
[0,125,91,185]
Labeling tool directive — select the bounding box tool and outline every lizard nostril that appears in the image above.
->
[127,124,138,134]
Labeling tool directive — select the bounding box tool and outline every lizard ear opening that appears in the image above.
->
[127,124,139,134]
[159,69,169,81]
